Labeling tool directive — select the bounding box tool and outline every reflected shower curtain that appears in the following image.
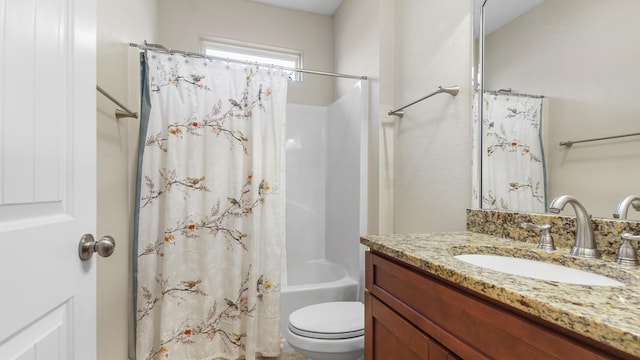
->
[134,50,287,360]
[473,92,546,212]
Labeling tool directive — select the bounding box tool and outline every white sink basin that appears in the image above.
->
[454,254,625,287]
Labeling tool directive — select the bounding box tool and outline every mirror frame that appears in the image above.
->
[472,0,486,210]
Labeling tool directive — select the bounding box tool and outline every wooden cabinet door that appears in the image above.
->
[367,291,459,360]
[366,291,429,359]
[429,339,461,360]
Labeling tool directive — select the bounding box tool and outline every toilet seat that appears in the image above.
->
[288,301,364,340]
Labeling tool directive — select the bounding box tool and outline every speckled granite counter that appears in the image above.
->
[467,209,640,257]
[361,231,640,357]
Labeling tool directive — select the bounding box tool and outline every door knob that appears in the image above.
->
[78,234,115,260]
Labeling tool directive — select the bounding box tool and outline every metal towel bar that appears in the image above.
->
[96,85,138,119]
[388,85,459,117]
[559,132,640,147]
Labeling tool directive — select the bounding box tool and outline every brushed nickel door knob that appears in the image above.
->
[78,234,115,260]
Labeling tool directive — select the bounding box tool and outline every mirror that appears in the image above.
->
[474,0,640,219]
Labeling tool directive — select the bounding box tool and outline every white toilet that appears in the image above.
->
[285,301,364,360]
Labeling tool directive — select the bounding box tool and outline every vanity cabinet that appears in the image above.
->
[364,251,635,360]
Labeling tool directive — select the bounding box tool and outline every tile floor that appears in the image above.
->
[264,352,305,360]
[280,352,305,360]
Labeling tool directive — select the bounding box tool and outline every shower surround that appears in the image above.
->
[282,81,368,350]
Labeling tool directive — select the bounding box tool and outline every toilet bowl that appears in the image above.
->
[285,301,364,360]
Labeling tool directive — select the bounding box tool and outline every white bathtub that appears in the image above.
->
[280,259,359,352]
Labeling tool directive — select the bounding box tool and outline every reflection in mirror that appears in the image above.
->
[477,91,547,213]
[473,0,640,219]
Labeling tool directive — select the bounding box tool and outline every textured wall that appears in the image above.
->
[96,0,157,359]
[156,0,334,106]
[333,0,474,234]
[333,0,396,235]
[392,0,474,232]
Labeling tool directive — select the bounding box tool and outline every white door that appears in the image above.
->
[0,0,97,359]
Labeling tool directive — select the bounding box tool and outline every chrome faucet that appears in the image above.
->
[613,195,640,219]
[549,195,600,258]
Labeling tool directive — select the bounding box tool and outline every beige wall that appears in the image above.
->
[97,0,156,359]
[334,0,474,235]
[156,0,334,106]
[333,0,395,235]
[392,0,474,232]
[485,0,640,218]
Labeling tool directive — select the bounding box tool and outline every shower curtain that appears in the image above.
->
[134,50,287,360]
[472,92,546,212]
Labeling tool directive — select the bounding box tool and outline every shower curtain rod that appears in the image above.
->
[388,85,460,117]
[129,42,367,80]
[96,85,139,119]
[485,89,544,99]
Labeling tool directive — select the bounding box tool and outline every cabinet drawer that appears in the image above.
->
[366,251,622,360]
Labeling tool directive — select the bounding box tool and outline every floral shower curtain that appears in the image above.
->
[134,50,287,360]
[472,92,546,212]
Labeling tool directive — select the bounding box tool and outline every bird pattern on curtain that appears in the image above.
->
[473,92,546,213]
[134,50,287,360]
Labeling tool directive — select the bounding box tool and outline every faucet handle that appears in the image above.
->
[521,223,556,250]
[616,233,640,266]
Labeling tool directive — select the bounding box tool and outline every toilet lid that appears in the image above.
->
[288,301,364,340]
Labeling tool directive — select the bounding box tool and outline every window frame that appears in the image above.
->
[199,36,303,81]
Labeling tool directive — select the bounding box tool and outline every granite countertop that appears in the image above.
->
[361,231,640,357]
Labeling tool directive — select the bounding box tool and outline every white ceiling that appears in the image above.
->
[253,0,543,26]
[251,0,343,16]
[252,0,543,32]
[474,0,544,36]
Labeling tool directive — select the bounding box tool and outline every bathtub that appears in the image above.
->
[280,259,359,351]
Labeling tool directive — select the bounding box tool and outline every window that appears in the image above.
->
[200,36,303,81]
